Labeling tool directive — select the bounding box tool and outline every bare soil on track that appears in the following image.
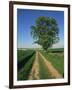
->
[28,51,39,80]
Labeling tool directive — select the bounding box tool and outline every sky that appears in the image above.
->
[17,9,64,48]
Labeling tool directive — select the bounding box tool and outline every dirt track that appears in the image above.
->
[38,52,62,78]
[28,51,39,80]
[28,51,62,80]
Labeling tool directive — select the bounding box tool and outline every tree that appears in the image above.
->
[31,16,59,51]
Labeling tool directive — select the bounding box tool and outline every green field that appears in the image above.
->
[17,48,64,80]
[39,48,64,76]
[17,50,36,80]
[47,48,64,52]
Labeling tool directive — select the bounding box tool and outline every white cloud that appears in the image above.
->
[19,43,42,48]
[31,44,42,48]
[52,40,64,48]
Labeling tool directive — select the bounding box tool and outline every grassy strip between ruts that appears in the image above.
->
[38,53,53,79]
[39,50,64,77]
[17,53,36,80]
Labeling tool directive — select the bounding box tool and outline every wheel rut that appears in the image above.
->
[28,51,39,80]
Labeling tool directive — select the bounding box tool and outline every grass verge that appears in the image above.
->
[40,50,64,77]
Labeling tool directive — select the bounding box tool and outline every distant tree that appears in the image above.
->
[31,16,59,51]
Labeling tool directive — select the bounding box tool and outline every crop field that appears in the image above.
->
[17,48,64,80]
[17,50,36,80]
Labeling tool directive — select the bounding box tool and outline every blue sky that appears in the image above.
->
[17,9,64,48]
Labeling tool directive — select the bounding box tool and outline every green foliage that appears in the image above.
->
[31,16,59,51]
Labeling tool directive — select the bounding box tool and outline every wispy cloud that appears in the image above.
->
[52,40,64,48]
[18,43,42,48]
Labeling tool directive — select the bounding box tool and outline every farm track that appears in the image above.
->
[28,51,62,80]
[38,52,62,78]
[28,51,39,80]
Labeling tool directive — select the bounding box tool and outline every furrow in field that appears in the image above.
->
[39,52,62,78]
[28,51,39,80]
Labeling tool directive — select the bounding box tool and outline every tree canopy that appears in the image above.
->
[31,16,59,51]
